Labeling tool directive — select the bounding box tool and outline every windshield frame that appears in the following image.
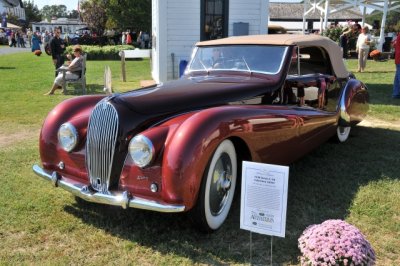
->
[186,44,289,76]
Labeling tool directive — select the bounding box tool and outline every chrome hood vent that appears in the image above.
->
[86,100,119,193]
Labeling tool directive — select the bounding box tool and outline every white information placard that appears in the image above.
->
[240,161,289,237]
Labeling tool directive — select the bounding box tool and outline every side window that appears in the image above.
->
[285,46,338,110]
[299,47,332,75]
[288,46,333,76]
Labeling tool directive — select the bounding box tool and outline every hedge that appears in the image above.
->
[65,45,136,60]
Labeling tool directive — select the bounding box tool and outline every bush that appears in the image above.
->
[298,219,375,266]
[322,27,344,43]
[65,45,135,60]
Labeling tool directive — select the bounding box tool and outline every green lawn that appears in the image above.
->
[0,51,399,265]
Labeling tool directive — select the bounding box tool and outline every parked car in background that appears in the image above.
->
[64,33,80,45]
[268,24,287,34]
[33,35,369,232]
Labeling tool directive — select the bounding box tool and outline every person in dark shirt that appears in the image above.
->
[50,28,66,76]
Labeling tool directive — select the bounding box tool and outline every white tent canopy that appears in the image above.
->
[1,22,21,29]
[301,0,400,51]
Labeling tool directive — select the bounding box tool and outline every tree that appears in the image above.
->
[80,0,107,35]
[40,5,68,21]
[22,0,42,28]
[106,0,151,31]
[366,10,400,32]
[68,10,80,19]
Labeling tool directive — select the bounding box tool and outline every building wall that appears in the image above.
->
[166,0,200,80]
[6,5,25,20]
[31,18,87,34]
[152,0,268,83]
[0,1,26,21]
[151,0,167,83]
[229,0,267,36]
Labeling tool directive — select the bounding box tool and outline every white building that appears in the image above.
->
[151,0,268,83]
[1,0,26,22]
[32,17,87,34]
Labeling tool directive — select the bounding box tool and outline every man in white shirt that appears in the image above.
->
[356,26,372,72]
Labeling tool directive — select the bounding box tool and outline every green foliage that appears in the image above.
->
[322,26,344,43]
[32,0,151,35]
[80,0,108,35]
[5,13,22,28]
[106,0,151,31]
[40,4,68,21]
[366,10,400,32]
[68,10,80,19]
[23,1,42,29]
[65,45,135,60]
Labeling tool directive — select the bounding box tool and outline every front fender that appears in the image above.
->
[40,95,106,170]
[161,106,252,210]
[338,79,369,126]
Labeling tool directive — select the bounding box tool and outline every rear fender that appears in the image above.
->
[338,79,369,126]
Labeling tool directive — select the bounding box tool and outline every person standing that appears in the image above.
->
[42,31,50,50]
[31,32,41,52]
[356,26,372,72]
[50,28,66,76]
[18,30,25,48]
[9,30,16,47]
[27,28,32,47]
[121,32,126,45]
[339,30,350,59]
[126,30,132,45]
[392,32,400,99]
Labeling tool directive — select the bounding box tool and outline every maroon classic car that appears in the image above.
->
[33,35,368,232]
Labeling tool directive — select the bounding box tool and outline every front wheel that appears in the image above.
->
[336,125,351,143]
[191,139,237,232]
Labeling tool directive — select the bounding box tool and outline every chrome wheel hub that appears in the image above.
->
[209,153,232,216]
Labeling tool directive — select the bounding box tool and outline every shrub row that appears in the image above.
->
[65,45,136,60]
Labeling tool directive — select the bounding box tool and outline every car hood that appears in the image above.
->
[112,74,281,116]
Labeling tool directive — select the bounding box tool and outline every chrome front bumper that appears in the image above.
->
[32,164,185,213]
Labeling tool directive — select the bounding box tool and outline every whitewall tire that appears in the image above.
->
[191,139,237,232]
[336,125,351,143]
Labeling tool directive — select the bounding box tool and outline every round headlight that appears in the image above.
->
[128,135,154,168]
[58,123,78,152]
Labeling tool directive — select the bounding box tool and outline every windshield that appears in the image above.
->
[188,45,288,74]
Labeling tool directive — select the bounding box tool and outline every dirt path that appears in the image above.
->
[359,117,400,129]
[0,127,40,149]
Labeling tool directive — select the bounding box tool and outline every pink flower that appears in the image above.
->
[298,220,375,266]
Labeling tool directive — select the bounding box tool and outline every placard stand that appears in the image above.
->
[241,161,289,265]
[249,232,274,265]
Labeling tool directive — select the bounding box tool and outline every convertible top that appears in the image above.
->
[196,34,349,79]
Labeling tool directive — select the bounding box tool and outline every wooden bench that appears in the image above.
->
[59,54,87,94]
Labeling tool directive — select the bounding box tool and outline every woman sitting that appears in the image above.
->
[44,45,84,95]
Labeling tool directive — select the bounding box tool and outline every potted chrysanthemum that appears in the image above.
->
[298,219,375,266]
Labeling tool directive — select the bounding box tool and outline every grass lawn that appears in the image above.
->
[0,50,399,265]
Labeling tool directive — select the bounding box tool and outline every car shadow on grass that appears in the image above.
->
[63,125,400,265]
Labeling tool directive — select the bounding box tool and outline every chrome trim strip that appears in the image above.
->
[32,164,185,213]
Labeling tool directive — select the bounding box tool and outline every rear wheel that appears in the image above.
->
[336,125,351,143]
[191,139,237,232]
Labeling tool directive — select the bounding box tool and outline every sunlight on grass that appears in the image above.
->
[0,51,399,265]
[347,178,400,265]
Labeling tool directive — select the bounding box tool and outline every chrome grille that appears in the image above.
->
[86,101,119,193]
